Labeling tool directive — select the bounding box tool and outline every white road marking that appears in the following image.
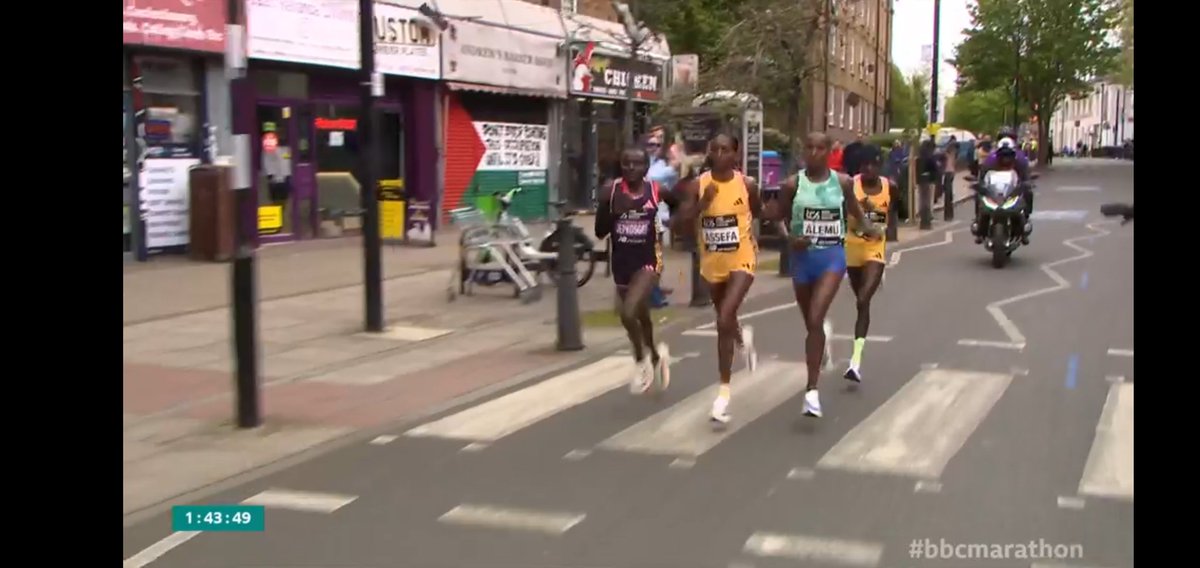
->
[743,532,884,566]
[369,435,398,445]
[960,221,1114,349]
[669,457,696,469]
[691,302,795,332]
[1106,348,1133,357]
[123,531,200,568]
[957,339,1025,350]
[832,334,893,342]
[1078,383,1133,501]
[562,449,591,461]
[888,226,963,267]
[1055,185,1102,192]
[241,489,358,513]
[404,356,629,442]
[682,329,719,337]
[598,361,798,458]
[1030,210,1089,221]
[437,504,586,535]
[914,480,943,493]
[1057,496,1086,510]
[1106,375,1125,384]
[787,467,816,480]
[357,325,454,342]
[460,442,489,452]
[920,362,939,370]
[817,368,1013,479]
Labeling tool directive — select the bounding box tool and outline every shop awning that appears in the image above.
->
[445,81,566,100]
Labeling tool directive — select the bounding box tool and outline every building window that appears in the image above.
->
[830,24,838,58]
[828,86,835,122]
[133,55,202,159]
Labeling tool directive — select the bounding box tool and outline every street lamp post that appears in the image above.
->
[613,1,649,146]
[359,0,384,333]
[930,0,941,123]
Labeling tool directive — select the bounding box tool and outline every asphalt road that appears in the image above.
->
[124,160,1134,568]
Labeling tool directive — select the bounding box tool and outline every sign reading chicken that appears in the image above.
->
[569,42,663,102]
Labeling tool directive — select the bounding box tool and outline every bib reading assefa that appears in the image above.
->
[801,207,843,248]
[702,214,740,252]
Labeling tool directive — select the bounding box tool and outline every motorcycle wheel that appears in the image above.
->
[991,223,1009,269]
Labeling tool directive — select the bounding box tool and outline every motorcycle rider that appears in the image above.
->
[974,132,1034,244]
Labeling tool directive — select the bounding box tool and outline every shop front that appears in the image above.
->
[561,16,670,209]
[123,0,228,260]
[243,0,441,245]
[435,0,567,221]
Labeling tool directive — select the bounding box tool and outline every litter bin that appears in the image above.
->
[189,165,236,262]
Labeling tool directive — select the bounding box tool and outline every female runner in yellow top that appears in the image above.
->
[674,133,764,425]
[843,145,896,383]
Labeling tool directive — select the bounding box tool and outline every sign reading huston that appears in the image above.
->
[473,122,548,171]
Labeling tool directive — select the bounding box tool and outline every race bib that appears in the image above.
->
[701,214,740,252]
[801,208,843,247]
[614,218,652,243]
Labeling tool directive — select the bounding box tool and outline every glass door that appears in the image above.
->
[256,103,297,239]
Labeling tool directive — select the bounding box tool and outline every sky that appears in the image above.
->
[890,0,972,106]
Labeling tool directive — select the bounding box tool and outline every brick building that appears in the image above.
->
[812,0,894,142]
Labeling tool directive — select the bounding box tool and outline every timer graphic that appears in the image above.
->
[172,505,265,532]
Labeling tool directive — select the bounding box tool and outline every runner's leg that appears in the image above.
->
[627,269,661,364]
[619,272,658,394]
[846,261,884,381]
[802,269,845,391]
[708,271,755,424]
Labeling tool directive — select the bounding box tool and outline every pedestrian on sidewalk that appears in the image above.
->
[644,127,679,308]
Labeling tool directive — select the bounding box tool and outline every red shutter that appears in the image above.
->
[442,92,486,220]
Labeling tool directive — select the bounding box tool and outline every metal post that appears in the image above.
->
[930,0,941,123]
[556,218,584,351]
[1012,41,1020,128]
[226,2,260,429]
[919,174,933,230]
[360,0,384,332]
[689,237,710,307]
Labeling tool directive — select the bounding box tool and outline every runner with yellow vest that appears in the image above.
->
[673,133,763,426]
[843,145,896,383]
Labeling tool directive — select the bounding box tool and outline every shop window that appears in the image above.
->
[133,55,202,159]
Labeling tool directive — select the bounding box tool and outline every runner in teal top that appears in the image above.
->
[766,132,881,419]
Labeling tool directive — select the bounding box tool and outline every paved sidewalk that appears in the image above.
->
[122,188,971,519]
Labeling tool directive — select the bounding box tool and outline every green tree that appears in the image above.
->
[1117,0,1132,86]
[637,0,739,74]
[944,88,1010,135]
[888,64,927,130]
[953,0,1120,162]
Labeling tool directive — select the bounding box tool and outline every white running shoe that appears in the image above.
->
[740,325,758,373]
[821,320,835,372]
[803,389,823,418]
[710,395,731,425]
[844,365,863,383]
[629,358,653,395]
[655,342,671,392]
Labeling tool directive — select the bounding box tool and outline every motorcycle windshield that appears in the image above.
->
[985,170,1018,198]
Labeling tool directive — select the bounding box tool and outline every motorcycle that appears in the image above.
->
[1101,203,1134,224]
[965,170,1038,268]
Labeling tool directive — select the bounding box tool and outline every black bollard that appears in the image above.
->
[555,218,584,351]
[942,172,955,221]
[885,201,899,242]
[689,247,711,307]
[919,176,934,230]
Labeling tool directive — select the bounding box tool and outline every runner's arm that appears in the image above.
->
[669,177,703,236]
[746,176,765,219]
[594,182,615,240]
[840,173,878,237]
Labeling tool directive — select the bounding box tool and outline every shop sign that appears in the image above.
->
[570,43,663,102]
[443,19,565,96]
[473,122,549,171]
[123,0,226,53]
[245,0,442,79]
[378,179,405,240]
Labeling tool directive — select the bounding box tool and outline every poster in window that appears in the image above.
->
[140,158,199,249]
[472,122,548,171]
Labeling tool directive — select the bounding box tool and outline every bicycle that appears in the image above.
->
[488,187,598,288]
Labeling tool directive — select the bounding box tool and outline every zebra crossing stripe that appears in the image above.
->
[598,361,798,458]
[817,368,1013,479]
[404,356,630,442]
[1077,382,1133,501]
